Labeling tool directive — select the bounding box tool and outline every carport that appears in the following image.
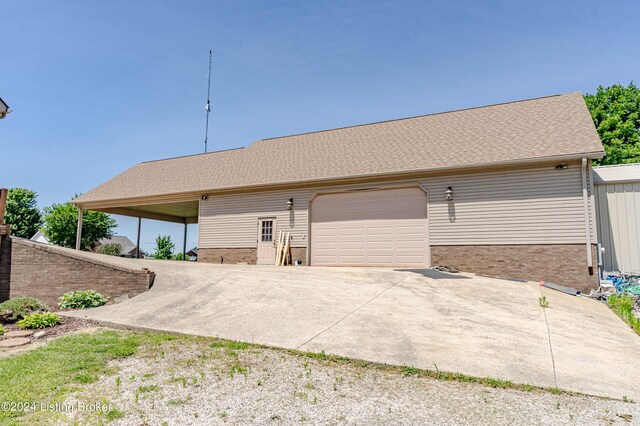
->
[72,197,199,258]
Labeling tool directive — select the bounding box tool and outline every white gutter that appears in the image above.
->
[581,158,593,270]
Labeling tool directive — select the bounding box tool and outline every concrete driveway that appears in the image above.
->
[65,259,640,400]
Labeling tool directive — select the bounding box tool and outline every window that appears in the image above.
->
[261,220,273,242]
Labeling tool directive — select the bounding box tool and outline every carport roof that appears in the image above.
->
[74,91,604,207]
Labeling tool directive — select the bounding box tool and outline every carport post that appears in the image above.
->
[182,222,187,261]
[136,217,142,259]
[75,207,83,250]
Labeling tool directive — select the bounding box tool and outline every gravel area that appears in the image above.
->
[63,337,639,425]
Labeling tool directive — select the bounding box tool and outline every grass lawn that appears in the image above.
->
[0,330,175,425]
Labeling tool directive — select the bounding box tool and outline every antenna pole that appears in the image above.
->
[204,50,212,153]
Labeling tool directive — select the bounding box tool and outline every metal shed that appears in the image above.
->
[593,163,640,275]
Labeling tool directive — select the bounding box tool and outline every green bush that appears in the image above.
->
[0,324,4,336]
[58,290,107,309]
[608,294,640,335]
[0,298,50,324]
[17,313,61,329]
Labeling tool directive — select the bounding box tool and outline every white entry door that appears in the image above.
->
[257,218,276,265]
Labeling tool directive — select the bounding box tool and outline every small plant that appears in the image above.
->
[401,366,419,377]
[539,296,549,308]
[0,297,50,323]
[17,312,60,329]
[0,324,4,336]
[138,385,158,393]
[115,376,122,389]
[59,290,108,309]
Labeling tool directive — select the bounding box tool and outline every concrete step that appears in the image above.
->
[0,337,31,348]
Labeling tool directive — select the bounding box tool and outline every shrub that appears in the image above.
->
[608,294,640,335]
[58,290,107,309]
[17,312,61,329]
[0,324,4,336]
[0,297,50,324]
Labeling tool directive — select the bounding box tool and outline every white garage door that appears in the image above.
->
[310,187,429,267]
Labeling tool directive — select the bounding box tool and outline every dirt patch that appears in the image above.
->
[0,315,97,358]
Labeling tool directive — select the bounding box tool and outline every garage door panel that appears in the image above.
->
[311,187,428,267]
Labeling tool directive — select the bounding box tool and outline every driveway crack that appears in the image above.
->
[296,274,410,350]
[539,287,558,388]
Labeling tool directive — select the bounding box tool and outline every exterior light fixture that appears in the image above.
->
[445,187,453,201]
[201,195,208,200]
[286,198,294,210]
[555,163,568,170]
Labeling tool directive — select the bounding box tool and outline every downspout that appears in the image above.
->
[581,158,593,274]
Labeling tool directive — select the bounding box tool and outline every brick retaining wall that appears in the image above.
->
[1,238,155,306]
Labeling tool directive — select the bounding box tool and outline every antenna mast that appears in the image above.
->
[204,50,212,153]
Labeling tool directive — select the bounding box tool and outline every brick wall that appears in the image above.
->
[0,236,10,302]
[199,247,308,265]
[5,238,155,306]
[431,244,599,292]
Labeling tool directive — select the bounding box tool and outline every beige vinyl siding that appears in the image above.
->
[422,164,588,245]
[198,162,591,249]
[595,181,640,274]
[199,188,313,248]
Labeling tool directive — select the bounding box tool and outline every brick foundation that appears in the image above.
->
[198,247,308,265]
[2,238,155,306]
[199,248,257,264]
[431,244,599,292]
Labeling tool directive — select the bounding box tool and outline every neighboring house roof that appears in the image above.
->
[98,235,138,254]
[187,247,198,256]
[73,92,604,205]
[593,163,640,184]
[0,97,10,119]
[30,231,51,244]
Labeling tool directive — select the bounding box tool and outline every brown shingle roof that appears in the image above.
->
[74,92,604,205]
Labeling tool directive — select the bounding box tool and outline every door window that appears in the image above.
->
[261,220,273,242]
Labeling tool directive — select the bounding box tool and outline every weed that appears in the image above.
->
[609,295,640,335]
[138,385,158,393]
[115,376,121,389]
[293,390,308,400]
[539,296,549,308]
[401,366,419,377]
[105,408,124,421]
[229,363,248,379]
[167,397,191,406]
[219,411,229,419]
[556,402,561,409]
[142,373,156,380]
[73,373,98,384]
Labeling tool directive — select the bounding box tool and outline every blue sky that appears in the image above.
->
[1,0,638,253]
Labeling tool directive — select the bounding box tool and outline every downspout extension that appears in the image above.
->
[581,158,593,275]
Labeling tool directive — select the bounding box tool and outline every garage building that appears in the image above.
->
[72,92,605,291]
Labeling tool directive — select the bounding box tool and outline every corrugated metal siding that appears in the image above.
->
[422,166,588,245]
[199,163,590,249]
[199,188,313,248]
[595,182,640,274]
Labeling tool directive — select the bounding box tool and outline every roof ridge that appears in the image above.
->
[140,147,245,164]
[259,92,575,142]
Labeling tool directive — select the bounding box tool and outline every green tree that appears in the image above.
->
[584,82,640,165]
[154,235,174,260]
[4,188,42,238]
[97,243,122,256]
[173,252,185,261]
[41,202,116,250]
